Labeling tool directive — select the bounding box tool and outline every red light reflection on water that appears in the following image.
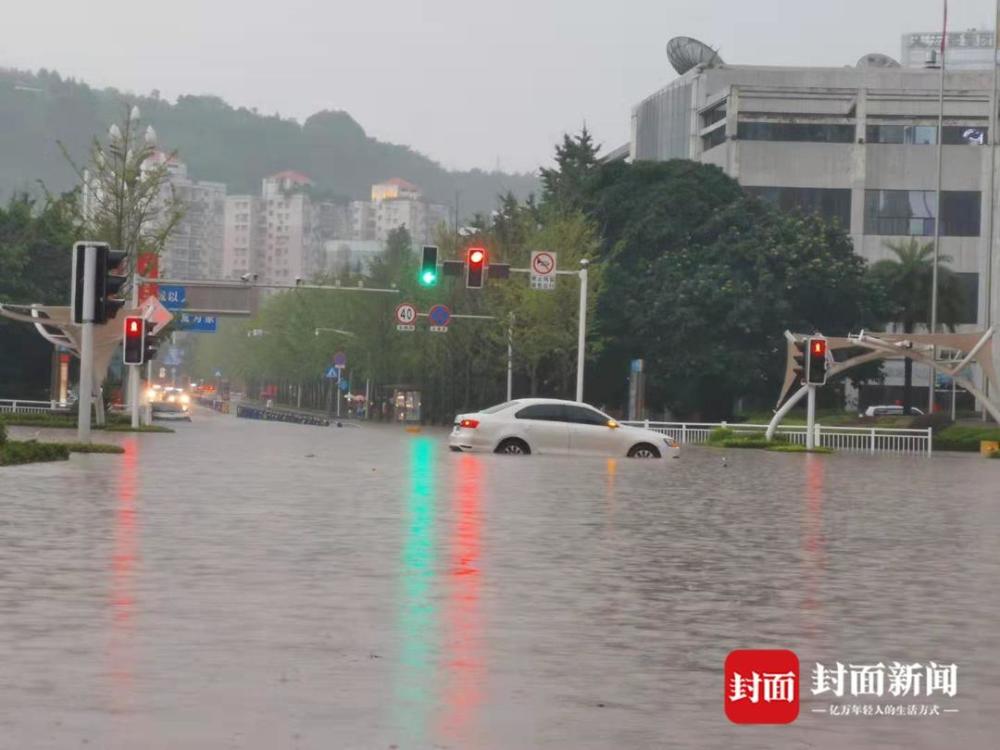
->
[799,453,827,641]
[438,454,485,744]
[109,437,139,699]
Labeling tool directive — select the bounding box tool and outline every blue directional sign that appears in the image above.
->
[159,285,187,310]
[176,313,217,332]
[163,346,184,367]
[428,304,451,327]
[325,366,340,380]
[339,378,350,392]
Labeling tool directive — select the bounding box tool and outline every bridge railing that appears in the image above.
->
[620,420,933,455]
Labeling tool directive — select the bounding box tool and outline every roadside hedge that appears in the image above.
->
[0,441,70,466]
[934,426,1000,452]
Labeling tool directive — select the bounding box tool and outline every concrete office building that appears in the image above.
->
[629,38,1000,402]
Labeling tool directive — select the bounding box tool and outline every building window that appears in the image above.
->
[701,103,726,128]
[737,122,855,144]
[702,126,726,151]
[866,124,988,145]
[955,272,979,325]
[942,126,988,145]
[745,187,852,228]
[866,124,937,144]
[863,190,981,236]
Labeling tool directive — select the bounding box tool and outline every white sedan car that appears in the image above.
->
[449,398,680,459]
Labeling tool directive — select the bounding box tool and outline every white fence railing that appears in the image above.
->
[0,398,67,415]
[620,421,933,455]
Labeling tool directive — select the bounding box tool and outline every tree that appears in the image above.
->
[540,127,600,216]
[869,238,965,414]
[60,104,184,287]
[0,192,79,397]
[585,159,877,419]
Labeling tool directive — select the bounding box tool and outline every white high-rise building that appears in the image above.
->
[147,152,226,279]
[368,178,451,243]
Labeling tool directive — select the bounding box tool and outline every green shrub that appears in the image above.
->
[767,444,834,454]
[935,425,1000,452]
[61,442,126,454]
[908,413,954,433]
[0,441,70,466]
[0,420,7,445]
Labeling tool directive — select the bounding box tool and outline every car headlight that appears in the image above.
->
[180,394,190,405]
[663,437,679,449]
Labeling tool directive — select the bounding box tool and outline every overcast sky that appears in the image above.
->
[4,1,996,173]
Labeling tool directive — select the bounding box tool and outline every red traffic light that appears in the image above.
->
[125,317,142,337]
[468,247,486,265]
[811,339,827,356]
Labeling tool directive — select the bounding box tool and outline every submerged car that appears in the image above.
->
[150,387,192,421]
[449,398,680,458]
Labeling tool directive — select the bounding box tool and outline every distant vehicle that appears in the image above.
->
[150,387,192,421]
[861,405,924,418]
[449,398,680,459]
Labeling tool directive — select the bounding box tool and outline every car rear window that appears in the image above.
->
[481,401,521,414]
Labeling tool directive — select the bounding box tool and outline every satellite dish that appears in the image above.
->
[667,36,724,75]
[857,53,901,68]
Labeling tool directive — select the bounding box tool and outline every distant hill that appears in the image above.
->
[0,67,539,215]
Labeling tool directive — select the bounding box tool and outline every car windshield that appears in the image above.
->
[480,401,521,414]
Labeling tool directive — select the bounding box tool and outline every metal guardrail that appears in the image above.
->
[0,398,69,415]
[620,421,933,455]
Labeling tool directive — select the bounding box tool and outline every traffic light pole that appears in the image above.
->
[129,271,141,429]
[77,245,97,443]
[806,385,817,451]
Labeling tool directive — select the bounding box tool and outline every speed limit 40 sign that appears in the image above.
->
[395,302,417,331]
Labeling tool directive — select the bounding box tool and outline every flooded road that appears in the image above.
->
[1,408,998,749]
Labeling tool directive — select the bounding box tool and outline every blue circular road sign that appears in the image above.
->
[428,304,451,327]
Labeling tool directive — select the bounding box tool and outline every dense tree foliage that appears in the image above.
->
[587,160,881,418]
[0,68,538,215]
[0,193,78,398]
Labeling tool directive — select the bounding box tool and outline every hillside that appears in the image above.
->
[0,67,539,214]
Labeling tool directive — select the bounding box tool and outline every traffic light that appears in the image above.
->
[123,316,145,365]
[72,242,128,324]
[791,339,807,384]
[144,328,160,364]
[419,245,438,286]
[98,247,128,323]
[466,247,487,289]
[807,337,829,385]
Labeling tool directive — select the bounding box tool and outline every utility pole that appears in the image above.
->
[77,245,97,443]
[507,313,514,401]
[929,2,948,414]
[987,2,1000,421]
[575,259,589,402]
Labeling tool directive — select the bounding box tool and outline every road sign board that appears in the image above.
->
[530,251,557,290]
[142,296,175,335]
[163,346,183,367]
[333,351,347,367]
[325,366,340,380]
[158,285,186,310]
[339,378,350,392]
[428,304,451,327]
[395,302,417,331]
[176,312,218,332]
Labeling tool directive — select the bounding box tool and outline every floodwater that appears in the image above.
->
[0,410,997,749]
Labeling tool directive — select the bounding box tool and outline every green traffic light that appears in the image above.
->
[420,270,437,286]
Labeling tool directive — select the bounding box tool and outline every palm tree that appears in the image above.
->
[870,238,965,414]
